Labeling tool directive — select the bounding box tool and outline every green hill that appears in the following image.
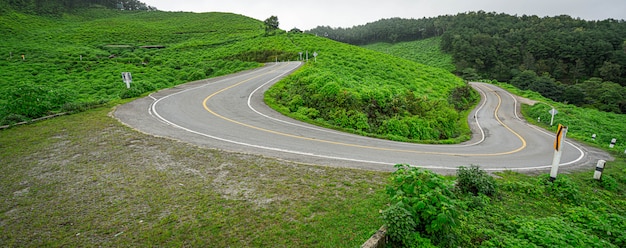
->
[0,9,475,142]
[362,37,455,72]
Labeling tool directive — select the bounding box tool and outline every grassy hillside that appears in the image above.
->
[362,37,455,72]
[0,9,475,143]
[265,36,475,143]
[0,10,266,114]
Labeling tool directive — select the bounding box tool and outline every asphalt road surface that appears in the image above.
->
[114,62,610,172]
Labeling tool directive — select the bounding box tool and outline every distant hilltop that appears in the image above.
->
[2,0,157,15]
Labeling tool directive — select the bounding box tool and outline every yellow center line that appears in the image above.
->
[202,69,526,157]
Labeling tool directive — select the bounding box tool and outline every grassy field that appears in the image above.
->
[362,37,455,72]
[0,104,388,247]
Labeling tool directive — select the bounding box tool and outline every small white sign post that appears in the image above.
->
[313,51,318,62]
[549,124,567,182]
[121,72,132,88]
[549,108,558,126]
[298,52,303,61]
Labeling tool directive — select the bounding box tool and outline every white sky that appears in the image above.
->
[141,0,626,30]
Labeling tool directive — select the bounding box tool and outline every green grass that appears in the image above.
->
[362,37,455,72]
[0,105,388,247]
[1,9,474,143]
[492,81,626,153]
[454,161,626,247]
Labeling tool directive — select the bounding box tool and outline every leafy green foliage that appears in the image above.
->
[308,17,443,45]
[316,12,626,114]
[456,165,497,196]
[542,174,581,204]
[453,159,626,248]
[266,43,473,142]
[1,9,473,143]
[0,81,74,122]
[263,15,279,35]
[600,175,619,192]
[0,10,267,124]
[380,203,417,247]
[363,37,455,72]
[5,0,156,16]
[382,164,459,247]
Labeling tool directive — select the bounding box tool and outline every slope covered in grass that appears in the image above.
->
[0,9,475,142]
[362,37,455,72]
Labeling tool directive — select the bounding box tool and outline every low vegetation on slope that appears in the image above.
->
[0,10,264,122]
[362,37,455,72]
[265,35,477,143]
[0,9,476,142]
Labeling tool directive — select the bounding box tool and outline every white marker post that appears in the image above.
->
[609,138,616,148]
[549,108,558,126]
[298,52,303,61]
[593,160,606,180]
[121,72,132,89]
[313,51,318,62]
[549,124,567,182]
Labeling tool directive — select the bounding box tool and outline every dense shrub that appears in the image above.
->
[456,165,497,196]
[382,164,459,247]
[0,82,73,120]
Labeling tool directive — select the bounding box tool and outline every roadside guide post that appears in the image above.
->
[549,108,558,126]
[121,72,132,89]
[593,160,606,180]
[549,124,567,182]
[609,138,616,148]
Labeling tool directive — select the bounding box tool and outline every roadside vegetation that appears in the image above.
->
[3,2,626,247]
[381,160,626,247]
[1,7,475,143]
[311,11,626,115]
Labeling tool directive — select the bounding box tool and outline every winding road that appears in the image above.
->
[114,61,608,172]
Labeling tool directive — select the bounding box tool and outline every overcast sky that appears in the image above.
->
[141,0,626,30]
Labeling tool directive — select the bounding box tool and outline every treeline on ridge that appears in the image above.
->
[308,11,626,114]
[2,0,156,15]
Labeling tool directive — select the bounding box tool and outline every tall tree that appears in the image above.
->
[264,16,279,35]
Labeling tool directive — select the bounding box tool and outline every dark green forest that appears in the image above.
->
[308,11,626,114]
[0,0,156,15]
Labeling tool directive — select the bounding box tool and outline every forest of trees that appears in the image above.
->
[308,12,626,114]
[308,17,444,45]
[2,0,156,15]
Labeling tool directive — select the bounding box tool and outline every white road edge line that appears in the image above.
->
[147,63,585,171]
[494,84,586,166]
